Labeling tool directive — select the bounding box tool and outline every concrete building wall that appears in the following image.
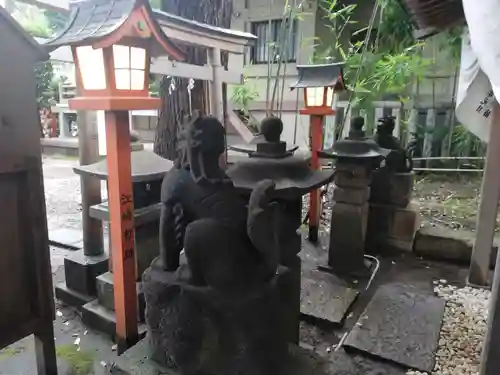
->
[230,0,458,147]
[229,0,319,147]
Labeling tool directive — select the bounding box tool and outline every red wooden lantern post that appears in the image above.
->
[44,0,185,350]
[291,64,345,243]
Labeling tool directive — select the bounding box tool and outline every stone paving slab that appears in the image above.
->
[49,228,83,250]
[301,269,359,325]
[110,338,178,375]
[344,283,445,372]
[297,348,407,375]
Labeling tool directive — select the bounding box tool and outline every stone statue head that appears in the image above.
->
[348,116,366,139]
[377,116,396,135]
[187,115,226,157]
[176,113,227,183]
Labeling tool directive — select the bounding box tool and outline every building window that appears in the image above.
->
[250,19,298,64]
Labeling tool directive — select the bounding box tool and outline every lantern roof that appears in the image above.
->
[290,63,346,90]
[73,150,174,182]
[227,117,334,199]
[319,117,390,161]
[43,0,185,61]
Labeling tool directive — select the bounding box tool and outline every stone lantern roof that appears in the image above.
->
[227,117,334,199]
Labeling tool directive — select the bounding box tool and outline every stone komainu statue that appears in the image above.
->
[158,112,279,289]
[374,115,415,173]
[370,115,416,207]
[143,114,287,375]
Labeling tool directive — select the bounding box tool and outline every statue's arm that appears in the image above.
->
[247,179,280,279]
[159,201,181,271]
[159,172,184,271]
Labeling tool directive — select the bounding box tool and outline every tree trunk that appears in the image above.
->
[154,0,233,160]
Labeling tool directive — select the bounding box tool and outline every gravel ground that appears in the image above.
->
[407,281,491,375]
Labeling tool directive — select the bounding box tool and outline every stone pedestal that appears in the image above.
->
[81,202,161,336]
[367,201,421,253]
[367,171,420,253]
[95,272,146,321]
[55,251,108,307]
[108,215,161,278]
[327,163,372,277]
[143,258,289,375]
[276,198,302,344]
[89,202,161,279]
[370,170,414,207]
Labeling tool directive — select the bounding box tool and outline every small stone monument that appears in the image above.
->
[143,114,288,375]
[367,115,420,252]
[320,117,387,277]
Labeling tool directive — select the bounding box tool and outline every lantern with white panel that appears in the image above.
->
[43,0,186,351]
[304,86,335,109]
[74,44,148,93]
[71,36,175,110]
[290,63,345,243]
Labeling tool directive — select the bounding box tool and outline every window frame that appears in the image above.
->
[249,18,298,65]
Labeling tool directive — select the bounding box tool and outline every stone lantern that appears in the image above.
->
[319,117,388,278]
[227,116,334,343]
[72,150,173,336]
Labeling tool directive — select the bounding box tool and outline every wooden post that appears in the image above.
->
[208,47,224,122]
[34,324,58,375]
[423,109,436,168]
[308,114,323,243]
[480,249,500,374]
[469,102,500,286]
[78,110,104,256]
[104,110,138,351]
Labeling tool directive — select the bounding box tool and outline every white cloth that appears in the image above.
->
[456,0,500,143]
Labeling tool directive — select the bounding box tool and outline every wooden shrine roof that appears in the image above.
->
[43,0,184,60]
[44,0,136,49]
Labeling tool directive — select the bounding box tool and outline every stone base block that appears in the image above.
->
[63,251,109,297]
[370,171,414,207]
[55,282,94,307]
[300,269,359,325]
[108,220,160,279]
[332,186,370,205]
[81,300,147,340]
[367,201,420,253]
[328,202,369,276]
[414,227,498,267]
[96,272,145,322]
[277,255,301,344]
[142,259,289,375]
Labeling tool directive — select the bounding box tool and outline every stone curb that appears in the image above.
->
[414,227,498,268]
